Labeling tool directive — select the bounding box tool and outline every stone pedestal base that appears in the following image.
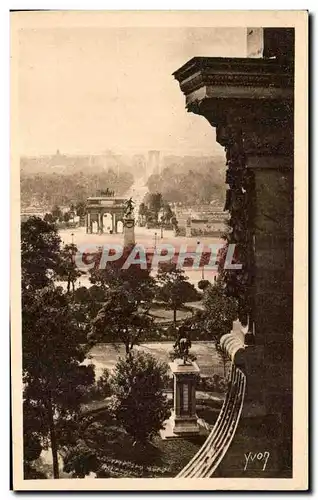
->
[160,412,207,440]
[172,411,200,435]
[123,218,135,247]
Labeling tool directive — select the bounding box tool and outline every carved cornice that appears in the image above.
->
[173,56,294,156]
[173,57,294,98]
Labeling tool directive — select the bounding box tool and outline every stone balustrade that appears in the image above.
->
[176,361,246,478]
[219,331,245,364]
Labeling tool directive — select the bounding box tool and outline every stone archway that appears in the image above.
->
[103,212,113,233]
[85,196,126,234]
[116,220,124,233]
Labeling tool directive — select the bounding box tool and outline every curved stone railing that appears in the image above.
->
[176,332,246,478]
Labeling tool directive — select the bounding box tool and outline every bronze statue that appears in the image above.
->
[125,197,135,218]
[174,326,192,365]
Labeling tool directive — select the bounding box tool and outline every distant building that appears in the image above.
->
[175,205,228,237]
[21,208,45,222]
[132,154,146,177]
[148,150,160,176]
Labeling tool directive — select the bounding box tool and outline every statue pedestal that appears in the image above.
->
[161,360,201,439]
[123,217,135,248]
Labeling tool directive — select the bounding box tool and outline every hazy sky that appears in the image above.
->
[18,27,246,156]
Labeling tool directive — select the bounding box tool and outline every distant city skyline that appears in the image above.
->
[18,26,247,157]
[20,148,225,158]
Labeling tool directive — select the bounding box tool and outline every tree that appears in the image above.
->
[22,286,95,478]
[73,284,107,318]
[44,212,55,224]
[110,351,170,443]
[198,279,211,291]
[138,202,148,225]
[69,204,76,222]
[75,201,86,218]
[88,289,153,354]
[171,215,178,232]
[202,281,238,339]
[23,398,44,476]
[161,203,173,224]
[198,282,238,377]
[20,168,134,211]
[145,159,225,206]
[144,192,163,222]
[156,264,199,324]
[63,212,71,224]
[21,216,61,290]
[63,440,99,478]
[69,285,109,343]
[89,260,156,312]
[51,205,62,220]
[58,243,82,293]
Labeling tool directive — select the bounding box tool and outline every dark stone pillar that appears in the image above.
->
[86,212,92,234]
[173,55,294,473]
[112,213,117,233]
[97,212,104,234]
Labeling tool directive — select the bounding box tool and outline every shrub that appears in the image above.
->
[110,352,170,443]
[198,279,211,291]
[198,374,228,394]
[94,369,112,400]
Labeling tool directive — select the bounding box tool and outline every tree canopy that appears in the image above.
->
[201,281,238,341]
[110,351,170,443]
[88,288,153,354]
[20,169,134,210]
[89,261,156,311]
[21,216,61,290]
[58,243,83,293]
[146,161,225,206]
[156,264,200,323]
[22,286,95,478]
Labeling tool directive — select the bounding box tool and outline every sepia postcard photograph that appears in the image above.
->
[10,10,308,491]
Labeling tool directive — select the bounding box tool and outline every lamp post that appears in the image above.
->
[71,233,74,245]
[154,232,157,250]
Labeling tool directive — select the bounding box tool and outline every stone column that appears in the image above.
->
[98,211,103,234]
[123,217,135,248]
[244,158,293,441]
[86,212,91,234]
[173,55,294,465]
[218,106,293,426]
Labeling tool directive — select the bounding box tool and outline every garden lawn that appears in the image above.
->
[81,415,206,478]
[87,341,228,379]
